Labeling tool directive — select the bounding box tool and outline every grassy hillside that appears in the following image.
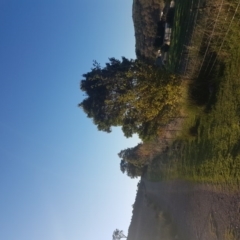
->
[127,0,240,239]
[147,0,240,187]
[131,0,240,186]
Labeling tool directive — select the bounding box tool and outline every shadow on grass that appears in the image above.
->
[188,57,225,112]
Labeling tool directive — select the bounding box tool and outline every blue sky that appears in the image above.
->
[0,1,140,239]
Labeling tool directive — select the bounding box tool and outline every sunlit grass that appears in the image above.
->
[147,0,240,188]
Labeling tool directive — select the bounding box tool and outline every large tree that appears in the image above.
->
[79,57,181,140]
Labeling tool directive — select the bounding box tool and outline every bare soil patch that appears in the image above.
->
[142,179,240,240]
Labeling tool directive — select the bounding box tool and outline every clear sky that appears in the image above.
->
[0,1,140,240]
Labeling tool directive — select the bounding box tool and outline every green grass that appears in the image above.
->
[167,0,204,72]
[175,8,240,185]
[147,0,240,188]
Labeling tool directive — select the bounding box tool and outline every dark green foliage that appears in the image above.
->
[119,144,147,168]
[79,57,182,140]
[118,136,168,179]
[120,159,143,178]
[79,57,134,132]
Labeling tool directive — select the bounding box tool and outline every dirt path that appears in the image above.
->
[142,179,240,240]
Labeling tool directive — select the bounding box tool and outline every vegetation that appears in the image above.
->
[166,0,200,72]
[146,0,240,188]
[80,58,182,141]
[112,229,127,240]
[132,0,165,60]
[79,0,240,188]
[78,1,240,238]
[119,138,169,178]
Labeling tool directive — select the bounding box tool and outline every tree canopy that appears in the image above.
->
[118,139,164,178]
[119,143,148,168]
[120,159,144,178]
[79,57,182,140]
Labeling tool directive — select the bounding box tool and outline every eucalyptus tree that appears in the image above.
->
[79,57,182,140]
